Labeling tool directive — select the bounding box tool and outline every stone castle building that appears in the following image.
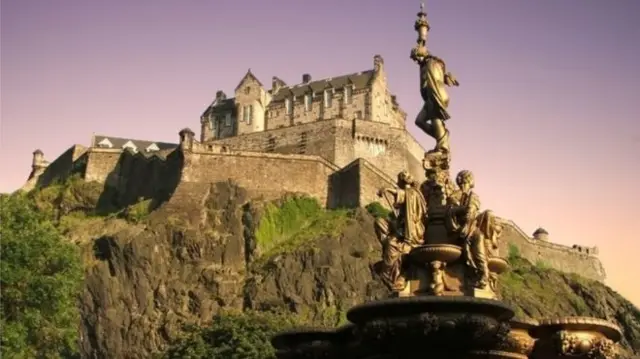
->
[21,55,605,282]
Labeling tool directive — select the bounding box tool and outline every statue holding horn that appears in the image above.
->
[373,170,428,291]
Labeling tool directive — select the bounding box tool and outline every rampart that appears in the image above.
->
[497,219,606,281]
[207,118,426,184]
[25,136,607,283]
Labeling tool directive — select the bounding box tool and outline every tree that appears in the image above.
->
[0,193,84,358]
[162,311,303,359]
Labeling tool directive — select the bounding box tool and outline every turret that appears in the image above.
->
[532,227,549,241]
[179,128,195,152]
[29,149,48,180]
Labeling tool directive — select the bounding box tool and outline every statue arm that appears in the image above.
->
[444,72,459,87]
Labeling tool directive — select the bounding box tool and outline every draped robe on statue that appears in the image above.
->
[375,186,427,290]
[420,55,451,122]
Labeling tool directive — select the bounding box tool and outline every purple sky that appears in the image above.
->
[2,0,639,305]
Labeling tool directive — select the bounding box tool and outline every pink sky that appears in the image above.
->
[1,0,639,306]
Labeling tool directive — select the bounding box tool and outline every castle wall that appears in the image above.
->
[267,87,370,130]
[498,219,606,282]
[182,149,339,206]
[84,148,124,186]
[30,145,88,189]
[207,119,338,162]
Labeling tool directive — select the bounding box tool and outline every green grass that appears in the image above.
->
[124,198,153,223]
[365,201,391,219]
[254,196,352,258]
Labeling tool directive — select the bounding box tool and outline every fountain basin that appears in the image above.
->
[409,244,463,264]
[530,317,622,359]
[488,257,510,274]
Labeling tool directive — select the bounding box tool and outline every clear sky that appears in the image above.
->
[1,0,639,306]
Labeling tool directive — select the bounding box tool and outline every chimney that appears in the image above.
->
[215,91,227,102]
[373,54,384,72]
[302,74,312,84]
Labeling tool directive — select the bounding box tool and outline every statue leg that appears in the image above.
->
[470,234,490,288]
[431,119,450,153]
[414,106,432,134]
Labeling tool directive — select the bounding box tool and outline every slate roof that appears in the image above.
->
[270,70,375,102]
[202,68,375,117]
[92,135,177,152]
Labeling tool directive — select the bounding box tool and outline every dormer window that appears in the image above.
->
[324,89,333,108]
[145,143,160,152]
[122,141,138,153]
[97,138,113,148]
[285,98,293,115]
[304,94,312,111]
[344,85,353,105]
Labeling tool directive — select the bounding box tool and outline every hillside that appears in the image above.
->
[18,177,640,358]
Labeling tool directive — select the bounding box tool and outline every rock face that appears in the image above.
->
[41,180,639,358]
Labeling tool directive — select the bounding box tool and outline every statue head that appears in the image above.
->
[456,170,475,192]
[397,170,416,188]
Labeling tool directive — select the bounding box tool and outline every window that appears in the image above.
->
[304,94,312,111]
[244,86,251,94]
[285,98,292,115]
[247,105,253,125]
[324,89,332,108]
[344,86,352,105]
[225,113,232,127]
[243,106,249,122]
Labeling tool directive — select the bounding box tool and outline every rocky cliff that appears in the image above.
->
[29,177,640,358]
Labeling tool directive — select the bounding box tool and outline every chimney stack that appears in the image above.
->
[302,74,312,84]
[215,91,227,102]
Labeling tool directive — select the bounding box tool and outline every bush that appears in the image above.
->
[254,196,350,257]
[365,202,391,219]
[0,193,84,358]
[161,310,305,359]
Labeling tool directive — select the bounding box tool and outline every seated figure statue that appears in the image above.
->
[446,170,502,290]
[374,171,428,291]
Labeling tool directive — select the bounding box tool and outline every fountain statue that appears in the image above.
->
[270,4,623,359]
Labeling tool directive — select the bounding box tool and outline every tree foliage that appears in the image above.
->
[161,310,305,359]
[0,193,84,358]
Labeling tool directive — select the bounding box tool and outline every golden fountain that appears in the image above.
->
[270,4,623,359]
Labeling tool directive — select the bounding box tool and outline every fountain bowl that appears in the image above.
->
[488,257,510,274]
[409,244,463,264]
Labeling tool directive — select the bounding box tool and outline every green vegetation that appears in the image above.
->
[500,251,592,319]
[161,310,308,359]
[29,174,104,218]
[254,196,352,258]
[0,193,84,358]
[124,198,153,223]
[365,201,391,219]
[507,243,520,261]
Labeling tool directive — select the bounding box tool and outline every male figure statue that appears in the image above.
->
[374,171,428,291]
[411,42,459,154]
[446,170,495,289]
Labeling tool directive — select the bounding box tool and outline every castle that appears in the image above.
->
[22,55,606,282]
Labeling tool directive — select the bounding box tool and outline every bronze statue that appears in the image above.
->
[411,5,459,155]
[374,171,428,291]
[446,170,501,289]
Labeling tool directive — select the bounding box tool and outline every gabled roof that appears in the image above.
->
[234,69,264,92]
[92,135,177,152]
